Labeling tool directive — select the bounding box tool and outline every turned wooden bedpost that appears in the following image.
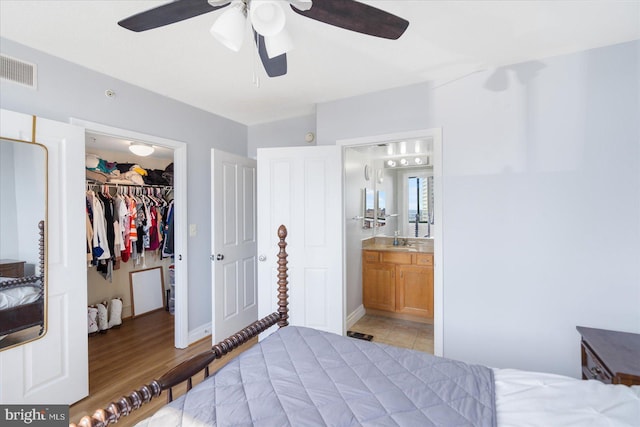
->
[277,225,289,328]
[38,220,45,296]
[69,225,292,427]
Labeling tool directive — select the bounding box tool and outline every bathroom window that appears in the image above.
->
[408,176,431,223]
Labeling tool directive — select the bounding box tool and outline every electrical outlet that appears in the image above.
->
[189,224,197,237]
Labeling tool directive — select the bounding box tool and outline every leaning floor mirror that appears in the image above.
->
[0,137,47,351]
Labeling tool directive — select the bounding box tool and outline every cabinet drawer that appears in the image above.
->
[380,252,413,265]
[362,251,379,263]
[416,254,433,266]
[582,343,613,383]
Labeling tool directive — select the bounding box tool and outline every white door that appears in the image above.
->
[211,150,258,342]
[257,146,343,338]
[0,109,88,404]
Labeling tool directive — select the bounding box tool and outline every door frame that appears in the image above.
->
[337,128,444,356]
[69,118,189,348]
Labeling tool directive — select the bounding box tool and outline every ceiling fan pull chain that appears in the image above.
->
[253,30,261,88]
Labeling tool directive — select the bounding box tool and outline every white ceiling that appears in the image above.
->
[1,1,639,126]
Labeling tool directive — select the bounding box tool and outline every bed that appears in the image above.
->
[72,225,640,427]
[0,221,45,339]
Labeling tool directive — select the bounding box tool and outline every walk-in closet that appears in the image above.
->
[84,133,175,337]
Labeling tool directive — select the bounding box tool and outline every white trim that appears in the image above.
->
[69,118,189,348]
[337,128,444,357]
[188,321,212,344]
[346,304,366,330]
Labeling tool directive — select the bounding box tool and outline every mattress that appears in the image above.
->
[136,326,640,427]
[494,368,640,426]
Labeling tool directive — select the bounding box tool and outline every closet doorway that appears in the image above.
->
[72,118,188,349]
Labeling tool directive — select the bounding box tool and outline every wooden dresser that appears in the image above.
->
[576,326,640,386]
[0,259,26,278]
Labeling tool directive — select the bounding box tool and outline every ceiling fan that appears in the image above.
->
[118,0,409,78]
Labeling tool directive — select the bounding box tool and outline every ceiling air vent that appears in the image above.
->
[0,54,37,88]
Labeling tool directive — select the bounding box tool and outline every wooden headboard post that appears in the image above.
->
[38,220,45,298]
[277,224,289,328]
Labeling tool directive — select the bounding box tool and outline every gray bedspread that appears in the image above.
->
[136,326,496,426]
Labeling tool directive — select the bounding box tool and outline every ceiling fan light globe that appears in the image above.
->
[265,28,293,58]
[210,2,246,51]
[250,0,286,36]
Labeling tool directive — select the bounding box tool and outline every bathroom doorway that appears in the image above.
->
[339,128,443,356]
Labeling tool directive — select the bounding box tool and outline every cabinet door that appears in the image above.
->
[396,265,433,318]
[363,262,396,312]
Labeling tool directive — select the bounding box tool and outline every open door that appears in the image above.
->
[211,149,258,342]
[257,146,343,338]
[0,109,88,404]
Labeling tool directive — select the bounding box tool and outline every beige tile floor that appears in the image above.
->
[349,314,434,354]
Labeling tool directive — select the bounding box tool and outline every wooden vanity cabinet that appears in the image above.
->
[362,258,396,312]
[362,250,433,320]
[397,264,433,318]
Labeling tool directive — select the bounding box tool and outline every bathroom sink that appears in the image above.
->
[378,245,419,252]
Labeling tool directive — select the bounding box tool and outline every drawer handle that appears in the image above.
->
[590,366,602,377]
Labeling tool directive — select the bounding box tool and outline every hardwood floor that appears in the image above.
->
[70,309,256,426]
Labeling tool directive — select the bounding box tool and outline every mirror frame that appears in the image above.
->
[0,134,48,351]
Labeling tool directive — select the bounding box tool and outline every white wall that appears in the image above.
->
[316,40,640,378]
[0,37,247,332]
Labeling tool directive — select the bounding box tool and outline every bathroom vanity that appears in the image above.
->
[362,238,434,322]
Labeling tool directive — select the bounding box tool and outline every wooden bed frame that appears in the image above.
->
[0,221,45,337]
[71,225,292,427]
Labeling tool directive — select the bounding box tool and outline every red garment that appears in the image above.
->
[147,207,160,251]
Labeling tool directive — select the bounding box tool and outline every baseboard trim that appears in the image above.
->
[188,322,212,345]
[346,305,366,329]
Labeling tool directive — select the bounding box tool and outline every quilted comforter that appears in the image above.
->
[136,326,496,426]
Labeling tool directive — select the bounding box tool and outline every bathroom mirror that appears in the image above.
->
[377,191,386,227]
[364,188,375,229]
[0,137,48,351]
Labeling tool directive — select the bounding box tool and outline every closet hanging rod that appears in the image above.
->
[85,180,172,190]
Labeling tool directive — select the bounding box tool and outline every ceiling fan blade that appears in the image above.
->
[290,0,409,40]
[254,32,287,77]
[118,0,230,32]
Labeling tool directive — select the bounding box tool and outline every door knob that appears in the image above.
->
[258,255,267,262]
[216,254,224,261]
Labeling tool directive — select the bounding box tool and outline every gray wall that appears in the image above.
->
[0,37,248,332]
[315,40,640,378]
[247,114,316,159]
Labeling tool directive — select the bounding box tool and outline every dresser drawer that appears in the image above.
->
[581,343,613,383]
[0,260,26,278]
[416,254,433,266]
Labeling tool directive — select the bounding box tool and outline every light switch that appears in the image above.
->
[189,224,197,237]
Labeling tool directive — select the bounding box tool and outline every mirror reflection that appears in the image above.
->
[349,138,435,240]
[363,188,375,229]
[0,138,47,350]
[377,190,386,228]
